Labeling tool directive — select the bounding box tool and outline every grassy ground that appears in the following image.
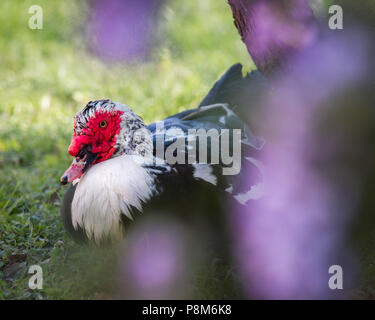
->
[0,0,254,299]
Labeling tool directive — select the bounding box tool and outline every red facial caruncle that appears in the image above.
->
[69,110,124,163]
[60,109,124,184]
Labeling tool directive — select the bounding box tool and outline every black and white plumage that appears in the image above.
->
[60,64,267,244]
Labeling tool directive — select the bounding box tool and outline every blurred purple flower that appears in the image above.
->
[89,0,163,62]
[232,30,369,299]
[117,220,189,299]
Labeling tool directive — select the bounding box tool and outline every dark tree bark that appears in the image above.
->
[228,0,318,75]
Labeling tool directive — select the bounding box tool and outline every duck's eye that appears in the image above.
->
[99,120,107,128]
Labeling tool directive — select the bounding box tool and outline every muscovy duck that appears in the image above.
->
[60,63,266,244]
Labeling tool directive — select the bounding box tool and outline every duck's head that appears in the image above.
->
[60,99,148,184]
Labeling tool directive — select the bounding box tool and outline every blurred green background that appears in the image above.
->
[0,0,254,299]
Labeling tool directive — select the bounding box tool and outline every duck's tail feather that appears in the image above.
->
[198,63,267,119]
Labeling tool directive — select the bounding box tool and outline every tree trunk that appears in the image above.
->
[228,0,318,75]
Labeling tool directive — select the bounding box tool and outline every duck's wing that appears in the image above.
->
[147,63,266,167]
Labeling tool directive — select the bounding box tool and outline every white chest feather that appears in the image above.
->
[71,155,156,242]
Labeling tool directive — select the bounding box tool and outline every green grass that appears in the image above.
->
[0,0,254,299]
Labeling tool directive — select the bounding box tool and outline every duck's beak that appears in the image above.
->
[60,146,98,185]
